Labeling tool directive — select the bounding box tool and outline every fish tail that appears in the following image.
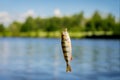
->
[66,63,71,72]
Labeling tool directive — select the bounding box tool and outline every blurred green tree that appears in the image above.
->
[0,24,4,32]
[91,11,102,31]
[9,21,22,36]
[20,16,37,32]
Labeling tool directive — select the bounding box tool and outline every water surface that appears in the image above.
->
[0,38,120,80]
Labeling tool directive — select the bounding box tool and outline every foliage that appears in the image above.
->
[0,11,120,37]
[0,24,4,32]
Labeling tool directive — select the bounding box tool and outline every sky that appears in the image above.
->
[0,0,119,25]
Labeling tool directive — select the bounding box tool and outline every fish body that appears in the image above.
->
[61,28,72,72]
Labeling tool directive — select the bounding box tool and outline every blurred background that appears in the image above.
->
[0,0,120,80]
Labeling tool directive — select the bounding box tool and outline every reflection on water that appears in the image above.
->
[0,38,120,80]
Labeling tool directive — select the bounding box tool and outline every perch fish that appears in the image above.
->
[61,28,72,72]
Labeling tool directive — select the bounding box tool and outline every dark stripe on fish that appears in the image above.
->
[65,58,68,62]
[64,56,68,62]
[61,41,65,44]
[65,59,68,62]
[62,45,69,48]
[62,46,66,48]
[63,50,69,53]
[64,55,67,58]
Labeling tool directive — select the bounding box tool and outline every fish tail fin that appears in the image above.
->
[66,63,71,72]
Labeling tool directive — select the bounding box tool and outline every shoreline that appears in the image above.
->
[0,31,119,39]
[85,35,120,39]
[0,35,119,39]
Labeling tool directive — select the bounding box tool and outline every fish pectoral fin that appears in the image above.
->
[71,56,72,61]
[66,63,72,72]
